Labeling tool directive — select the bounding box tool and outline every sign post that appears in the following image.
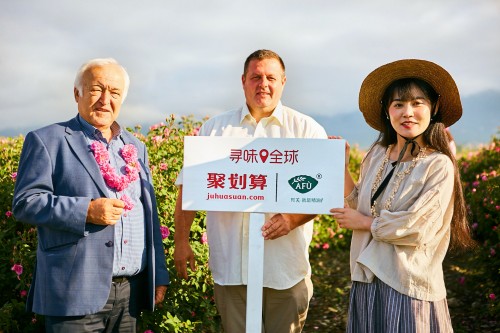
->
[182,136,345,333]
[245,213,265,333]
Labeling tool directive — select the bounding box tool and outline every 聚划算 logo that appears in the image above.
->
[288,175,319,194]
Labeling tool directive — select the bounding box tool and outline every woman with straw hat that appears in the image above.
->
[330,59,475,332]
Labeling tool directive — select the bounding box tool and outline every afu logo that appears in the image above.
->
[288,174,320,193]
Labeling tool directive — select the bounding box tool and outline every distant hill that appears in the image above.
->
[2,91,499,149]
[312,90,500,149]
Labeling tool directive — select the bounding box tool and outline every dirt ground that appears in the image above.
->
[302,249,499,333]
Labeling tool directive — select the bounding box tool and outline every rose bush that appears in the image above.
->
[458,135,500,317]
[0,117,497,332]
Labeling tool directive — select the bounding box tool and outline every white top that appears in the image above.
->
[345,144,455,301]
[177,102,327,289]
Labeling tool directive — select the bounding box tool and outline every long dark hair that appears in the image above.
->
[375,78,474,251]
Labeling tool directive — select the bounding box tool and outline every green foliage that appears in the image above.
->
[0,137,45,332]
[458,135,500,317]
[1,120,498,331]
[130,115,220,332]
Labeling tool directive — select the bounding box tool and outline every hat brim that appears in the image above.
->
[358,59,462,131]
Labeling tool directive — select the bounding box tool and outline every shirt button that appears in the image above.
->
[124,240,128,244]
[121,267,125,270]
[105,241,114,247]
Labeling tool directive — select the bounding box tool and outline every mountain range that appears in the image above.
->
[313,90,500,149]
[1,91,499,150]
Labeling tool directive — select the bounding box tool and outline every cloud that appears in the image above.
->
[1,0,499,134]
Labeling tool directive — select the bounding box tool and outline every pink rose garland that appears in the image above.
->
[90,141,140,211]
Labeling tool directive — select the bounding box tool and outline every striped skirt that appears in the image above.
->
[347,278,453,333]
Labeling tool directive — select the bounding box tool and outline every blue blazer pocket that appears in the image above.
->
[38,228,83,251]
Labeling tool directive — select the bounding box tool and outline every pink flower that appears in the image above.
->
[490,248,496,256]
[489,293,496,301]
[322,243,330,250]
[159,163,168,171]
[160,226,170,239]
[90,141,140,193]
[11,172,17,180]
[144,330,154,333]
[151,136,163,144]
[11,264,23,276]
[472,223,478,229]
[20,290,27,297]
[121,144,138,162]
[120,195,134,211]
[5,211,13,218]
[458,276,465,285]
[201,232,208,244]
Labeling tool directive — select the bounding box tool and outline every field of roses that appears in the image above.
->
[0,115,498,332]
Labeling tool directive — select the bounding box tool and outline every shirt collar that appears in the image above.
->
[77,114,122,142]
[239,101,284,126]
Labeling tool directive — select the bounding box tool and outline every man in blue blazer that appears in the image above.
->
[12,58,169,332]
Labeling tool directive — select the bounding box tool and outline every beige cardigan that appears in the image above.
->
[345,144,454,301]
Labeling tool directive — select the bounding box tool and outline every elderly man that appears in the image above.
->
[174,49,327,333]
[12,58,169,332]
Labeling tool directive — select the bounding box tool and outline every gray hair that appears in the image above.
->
[74,58,130,101]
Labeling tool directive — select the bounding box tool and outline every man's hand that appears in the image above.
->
[262,213,316,240]
[154,285,167,306]
[173,186,198,280]
[86,198,125,225]
[328,135,350,166]
[173,241,196,280]
[262,214,293,240]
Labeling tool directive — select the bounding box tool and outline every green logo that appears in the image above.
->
[288,175,318,194]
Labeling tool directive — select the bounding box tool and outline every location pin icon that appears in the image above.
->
[259,149,269,163]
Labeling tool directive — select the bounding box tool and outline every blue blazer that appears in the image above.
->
[12,116,169,316]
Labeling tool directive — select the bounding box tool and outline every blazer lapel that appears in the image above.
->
[64,117,109,196]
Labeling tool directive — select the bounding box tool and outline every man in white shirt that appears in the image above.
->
[174,49,327,333]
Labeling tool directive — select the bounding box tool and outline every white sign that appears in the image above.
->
[182,136,345,214]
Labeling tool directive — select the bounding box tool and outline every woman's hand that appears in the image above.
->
[330,206,373,230]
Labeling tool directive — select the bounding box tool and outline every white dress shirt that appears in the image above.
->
[177,102,327,289]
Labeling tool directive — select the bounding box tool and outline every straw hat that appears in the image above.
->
[358,59,462,131]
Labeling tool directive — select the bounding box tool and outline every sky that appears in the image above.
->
[1,0,499,136]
